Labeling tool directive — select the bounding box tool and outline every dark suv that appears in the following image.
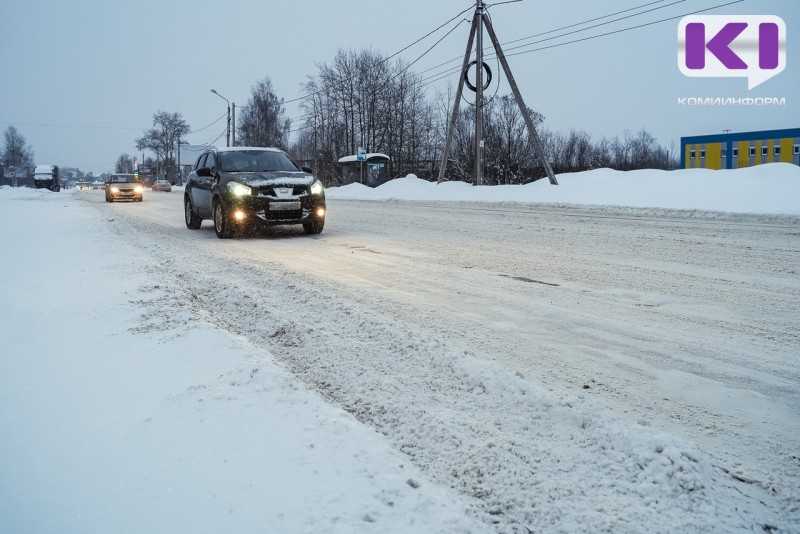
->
[183,147,326,238]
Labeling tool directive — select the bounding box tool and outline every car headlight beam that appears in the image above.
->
[228,182,252,197]
[310,180,324,196]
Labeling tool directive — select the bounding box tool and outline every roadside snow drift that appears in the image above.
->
[327,163,800,215]
[1,164,798,532]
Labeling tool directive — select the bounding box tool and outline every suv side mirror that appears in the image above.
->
[301,166,313,174]
[196,167,212,177]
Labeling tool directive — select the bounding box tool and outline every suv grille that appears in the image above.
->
[255,185,308,197]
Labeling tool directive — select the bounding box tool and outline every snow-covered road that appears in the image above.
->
[84,188,799,530]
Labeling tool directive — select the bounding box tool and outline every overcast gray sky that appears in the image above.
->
[1,0,797,174]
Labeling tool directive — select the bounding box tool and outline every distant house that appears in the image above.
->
[178,144,209,182]
[338,153,391,187]
[681,128,800,169]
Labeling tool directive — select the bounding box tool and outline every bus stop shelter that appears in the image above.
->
[337,153,390,188]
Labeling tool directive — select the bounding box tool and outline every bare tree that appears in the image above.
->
[450,107,476,183]
[483,96,545,184]
[590,137,614,169]
[237,77,290,148]
[294,51,676,183]
[628,128,670,169]
[2,125,35,170]
[115,153,135,174]
[295,47,433,181]
[136,111,190,180]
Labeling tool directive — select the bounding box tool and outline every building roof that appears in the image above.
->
[681,128,800,144]
[338,153,390,164]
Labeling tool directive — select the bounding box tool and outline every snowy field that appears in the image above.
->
[1,164,798,533]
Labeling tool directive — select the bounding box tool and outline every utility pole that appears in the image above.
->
[437,20,477,185]
[483,14,557,184]
[231,103,236,147]
[211,89,231,147]
[474,0,484,186]
[438,1,558,185]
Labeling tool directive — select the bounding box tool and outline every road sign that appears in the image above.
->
[357,147,367,161]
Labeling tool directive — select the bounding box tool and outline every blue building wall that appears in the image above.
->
[681,128,800,169]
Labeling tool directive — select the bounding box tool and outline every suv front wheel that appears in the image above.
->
[185,196,202,229]
[213,198,233,239]
[303,219,325,235]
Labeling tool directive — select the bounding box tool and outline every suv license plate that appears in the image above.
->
[270,201,301,211]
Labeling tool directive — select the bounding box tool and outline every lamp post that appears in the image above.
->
[176,139,182,185]
[210,89,230,147]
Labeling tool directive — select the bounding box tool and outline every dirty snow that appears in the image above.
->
[1,164,798,533]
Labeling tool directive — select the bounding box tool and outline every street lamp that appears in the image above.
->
[210,89,230,147]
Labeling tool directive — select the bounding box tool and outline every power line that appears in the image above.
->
[203,128,229,148]
[385,3,475,63]
[418,0,745,89]
[503,0,745,59]
[0,112,226,137]
[485,0,523,7]
[0,121,140,131]
[189,111,227,134]
[288,15,468,136]
[283,3,475,106]
[503,0,669,47]
[391,18,468,83]
[501,0,687,54]
[414,0,680,81]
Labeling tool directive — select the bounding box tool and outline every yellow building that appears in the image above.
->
[681,128,800,169]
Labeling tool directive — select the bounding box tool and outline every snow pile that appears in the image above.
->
[327,163,800,215]
[0,187,485,534]
[1,172,797,532]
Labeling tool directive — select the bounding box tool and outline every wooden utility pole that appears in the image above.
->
[474,0,485,186]
[437,22,477,185]
[484,15,557,184]
[437,1,558,185]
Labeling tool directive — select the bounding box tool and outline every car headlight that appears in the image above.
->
[228,182,252,197]
[310,180,324,196]
[134,185,144,193]
[110,186,120,193]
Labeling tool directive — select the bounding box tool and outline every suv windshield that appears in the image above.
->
[219,150,299,173]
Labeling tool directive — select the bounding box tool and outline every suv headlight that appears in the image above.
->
[228,182,252,197]
[134,185,144,193]
[310,180,324,196]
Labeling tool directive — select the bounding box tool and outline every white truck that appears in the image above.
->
[34,164,60,191]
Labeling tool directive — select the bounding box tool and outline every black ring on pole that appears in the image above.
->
[464,60,492,92]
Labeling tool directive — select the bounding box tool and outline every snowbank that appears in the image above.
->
[327,163,800,215]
